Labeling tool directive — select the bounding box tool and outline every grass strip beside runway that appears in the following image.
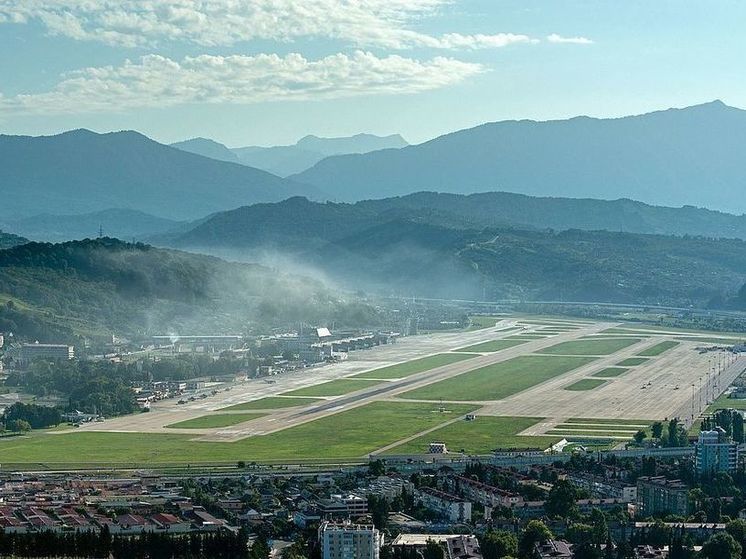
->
[165,413,266,429]
[220,397,322,411]
[352,353,479,380]
[536,338,641,356]
[399,355,597,402]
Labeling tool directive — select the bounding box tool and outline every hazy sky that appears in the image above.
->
[0,0,744,146]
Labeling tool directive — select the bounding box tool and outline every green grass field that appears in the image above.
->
[592,367,629,378]
[506,334,547,339]
[636,341,680,356]
[454,340,527,353]
[220,397,322,411]
[386,416,560,455]
[165,413,265,429]
[537,338,641,356]
[546,430,634,439]
[565,418,655,425]
[674,337,746,344]
[281,378,384,397]
[707,394,746,412]
[0,401,478,466]
[608,323,746,337]
[564,379,607,391]
[400,355,596,402]
[616,357,650,367]
[352,353,478,380]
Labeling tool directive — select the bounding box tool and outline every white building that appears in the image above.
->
[417,487,472,523]
[318,522,383,559]
[7,342,74,367]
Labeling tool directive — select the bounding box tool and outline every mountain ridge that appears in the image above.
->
[293,101,746,212]
[0,129,316,220]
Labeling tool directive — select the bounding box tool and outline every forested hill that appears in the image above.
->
[0,230,28,250]
[170,192,746,251]
[166,198,746,308]
[306,222,746,307]
[0,238,377,343]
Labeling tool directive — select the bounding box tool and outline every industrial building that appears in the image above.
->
[318,521,383,559]
[267,327,399,364]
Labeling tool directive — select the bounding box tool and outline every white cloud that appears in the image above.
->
[0,51,485,115]
[0,1,537,50]
[546,33,594,45]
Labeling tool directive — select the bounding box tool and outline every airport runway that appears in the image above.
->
[80,318,613,440]
[76,318,745,446]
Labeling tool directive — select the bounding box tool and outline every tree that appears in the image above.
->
[725,519,746,557]
[589,509,609,545]
[651,422,663,439]
[668,419,680,447]
[367,495,390,530]
[7,419,31,432]
[700,532,742,559]
[733,413,744,444]
[369,459,386,477]
[545,479,579,518]
[633,430,647,445]
[423,540,445,559]
[480,530,518,559]
[518,520,553,557]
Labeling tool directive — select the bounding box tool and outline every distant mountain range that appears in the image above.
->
[172,133,408,177]
[166,194,746,307]
[293,101,746,213]
[0,129,315,220]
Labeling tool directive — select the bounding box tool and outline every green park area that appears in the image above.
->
[165,413,265,429]
[454,339,527,353]
[387,416,560,455]
[0,402,478,467]
[536,338,641,356]
[281,378,383,397]
[592,367,629,378]
[564,379,607,391]
[352,353,478,380]
[220,397,322,411]
[399,355,596,402]
[636,341,680,356]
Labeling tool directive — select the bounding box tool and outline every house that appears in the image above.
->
[535,540,573,558]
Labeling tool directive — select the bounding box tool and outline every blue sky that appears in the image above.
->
[0,0,743,146]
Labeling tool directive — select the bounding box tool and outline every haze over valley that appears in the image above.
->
[4,4,746,555]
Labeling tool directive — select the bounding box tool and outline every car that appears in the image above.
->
[178,399,186,404]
